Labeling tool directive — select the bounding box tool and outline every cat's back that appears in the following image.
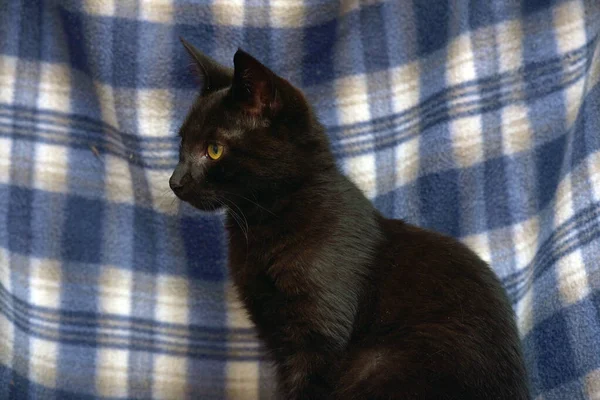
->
[339,217,530,400]
[377,219,519,334]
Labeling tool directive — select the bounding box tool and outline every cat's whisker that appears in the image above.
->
[217,198,248,242]
[220,190,276,217]
[153,188,180,211]
[220,197,249,242]
[230,209,249,242]
[228,199,249,237]
[184,184,247,240]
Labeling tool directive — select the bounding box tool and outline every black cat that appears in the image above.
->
[170,38,530,400]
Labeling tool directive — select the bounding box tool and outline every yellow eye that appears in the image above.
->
[207,143,224,160]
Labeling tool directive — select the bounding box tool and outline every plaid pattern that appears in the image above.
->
[0,0,599,398]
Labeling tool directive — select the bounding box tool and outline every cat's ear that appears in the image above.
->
[180,37,233,95]
[231,49,280,116]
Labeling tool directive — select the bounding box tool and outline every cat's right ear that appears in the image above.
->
[180,37,233,95]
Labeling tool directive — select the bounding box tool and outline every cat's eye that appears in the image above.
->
[207,143,224,160]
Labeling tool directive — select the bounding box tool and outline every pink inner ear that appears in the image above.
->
[233,50,281,116]
[245,77,272,115]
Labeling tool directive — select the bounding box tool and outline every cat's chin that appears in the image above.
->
[173,191,224,212]
[184,197,225,212]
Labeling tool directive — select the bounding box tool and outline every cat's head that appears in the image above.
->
[170,38,334,212]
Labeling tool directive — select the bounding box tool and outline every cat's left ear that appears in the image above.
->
[231,49,281,116]
[180,37,233,95]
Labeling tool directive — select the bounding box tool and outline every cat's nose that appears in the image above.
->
[169,163,192,194]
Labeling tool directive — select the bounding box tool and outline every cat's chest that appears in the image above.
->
[227,227,308,286]
[227,238,312,323]
[227,249,295,301]
[228,257,295,337]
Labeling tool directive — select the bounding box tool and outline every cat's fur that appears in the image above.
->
[170,38,530,400]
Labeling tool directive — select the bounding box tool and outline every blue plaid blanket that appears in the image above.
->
[1,0,599,399]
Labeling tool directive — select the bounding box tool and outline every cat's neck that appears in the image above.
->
[224,167,366,236]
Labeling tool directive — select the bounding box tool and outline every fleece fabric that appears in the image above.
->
[0,0,599,399]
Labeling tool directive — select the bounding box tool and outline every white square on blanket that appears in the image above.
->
[462,232,491,265]
[450,115,484,168]
[0,312,13,370]
[512,216,540,270]
[33,143,69,194]
[339,0,360,15]
[495,19,524,74]
[30,337,59,389]
[0,137,11,185]
[227,361,260,400]
[345,153,377,200]
[335,74,371,126]
[271,0,305,28]
[95,348,129,398]
[98,265,132,316]
[501,104,533,156]
[447,33,477,86]
[94,82,119,131]
[389,60,421,115]
[588,152,600,203]
[558,249,590,306]
[137,89,173,139]
[212,0,245,27]
[516,287,534,337]
[447,34,485,168]
[586,369,600,400]
[395,135,420,187]
[0,55,17,105]
[105,154,135,205]
[153,354,188,400]
[141,0,174,23]
[37,62,71,114]
[30,257,62,309]
[155,274,189,325]
[553,1,586,55]
[554,172,576,228]
[146,168,180,215]
[0,249,13,367]
[226,280,254,329]
[84,0,115,17]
